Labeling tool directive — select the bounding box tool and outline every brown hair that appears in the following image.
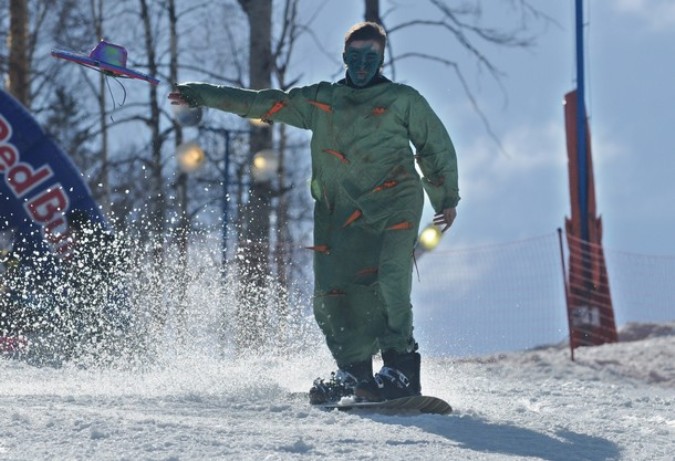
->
[344,22,387,52]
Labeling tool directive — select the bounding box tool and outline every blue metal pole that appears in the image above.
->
[575,0,589,243]
[222,130,231,277]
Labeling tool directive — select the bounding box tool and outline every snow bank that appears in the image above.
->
[0,323,673,460]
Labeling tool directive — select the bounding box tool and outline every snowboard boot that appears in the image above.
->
[354,349,421,402]
[309,360,373,405]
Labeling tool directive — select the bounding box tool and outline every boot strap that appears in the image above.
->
[377,367,410,389]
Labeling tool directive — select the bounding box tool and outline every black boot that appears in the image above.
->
[354,349,421,402]
[309,360,373,404]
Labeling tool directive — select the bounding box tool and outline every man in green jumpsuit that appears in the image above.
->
[169,22,459,403]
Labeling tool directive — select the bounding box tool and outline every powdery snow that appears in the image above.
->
[0,322,673,461]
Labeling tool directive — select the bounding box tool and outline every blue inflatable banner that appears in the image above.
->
[0,89,106,259]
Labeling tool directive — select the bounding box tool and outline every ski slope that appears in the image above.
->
[0,322,673,461]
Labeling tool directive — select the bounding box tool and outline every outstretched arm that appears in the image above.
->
[169,82,318,129]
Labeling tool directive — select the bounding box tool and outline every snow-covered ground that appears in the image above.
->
[0,322,673,461]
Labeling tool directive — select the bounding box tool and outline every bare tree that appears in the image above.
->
[364,0,554,153]
[7,0,30,106]
[235,0,275,350]
[90,0,111,212]
[270,0,308,343]
[364,0,383,24]
[230,0,317,350]
[166,0,191,339]
[137,0,167,259]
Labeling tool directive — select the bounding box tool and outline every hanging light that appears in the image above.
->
[177,141,205,172]
[172,104,205,127]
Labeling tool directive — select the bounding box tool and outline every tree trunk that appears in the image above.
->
[139,0,165,252]
[364,0,382,24]
[168,0,190,341]
[91,0,110,214]
[237,0,274,350]
[7,0,30,107]
[139,0,167,340]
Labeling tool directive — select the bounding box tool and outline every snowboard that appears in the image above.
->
[315,395,452,415]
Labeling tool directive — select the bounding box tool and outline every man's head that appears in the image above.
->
[343,22,386,87]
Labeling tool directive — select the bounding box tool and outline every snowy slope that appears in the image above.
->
[0,323,673,461]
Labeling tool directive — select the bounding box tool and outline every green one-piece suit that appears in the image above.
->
[179,78,459,368]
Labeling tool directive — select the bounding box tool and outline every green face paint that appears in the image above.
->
[344,43,383,87]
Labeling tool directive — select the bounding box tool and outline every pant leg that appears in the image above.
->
[312,203,387,367]
[312,284,384,368]
[311,182,423,363]
[376,205,422,353]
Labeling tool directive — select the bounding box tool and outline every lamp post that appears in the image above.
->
[221,129,231,277]
[174,139,205,342]
[198,127,277,278]
[199,126,239,278]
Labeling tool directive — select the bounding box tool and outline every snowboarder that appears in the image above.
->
[169,21,459,403]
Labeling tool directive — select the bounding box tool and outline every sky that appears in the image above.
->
[0,322,673,460]
[300,0,675,257]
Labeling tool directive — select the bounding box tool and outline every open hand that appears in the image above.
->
[168,90,189,106]
[433,207,457,232]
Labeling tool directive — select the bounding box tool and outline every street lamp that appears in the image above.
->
[180,126,279,280]
[181,126,236,277]
[199,127,271,277]
[251,149,278,183]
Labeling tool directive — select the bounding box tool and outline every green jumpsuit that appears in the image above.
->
[179,78,459,368]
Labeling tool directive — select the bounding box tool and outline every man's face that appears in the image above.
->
[343,40,383,87]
